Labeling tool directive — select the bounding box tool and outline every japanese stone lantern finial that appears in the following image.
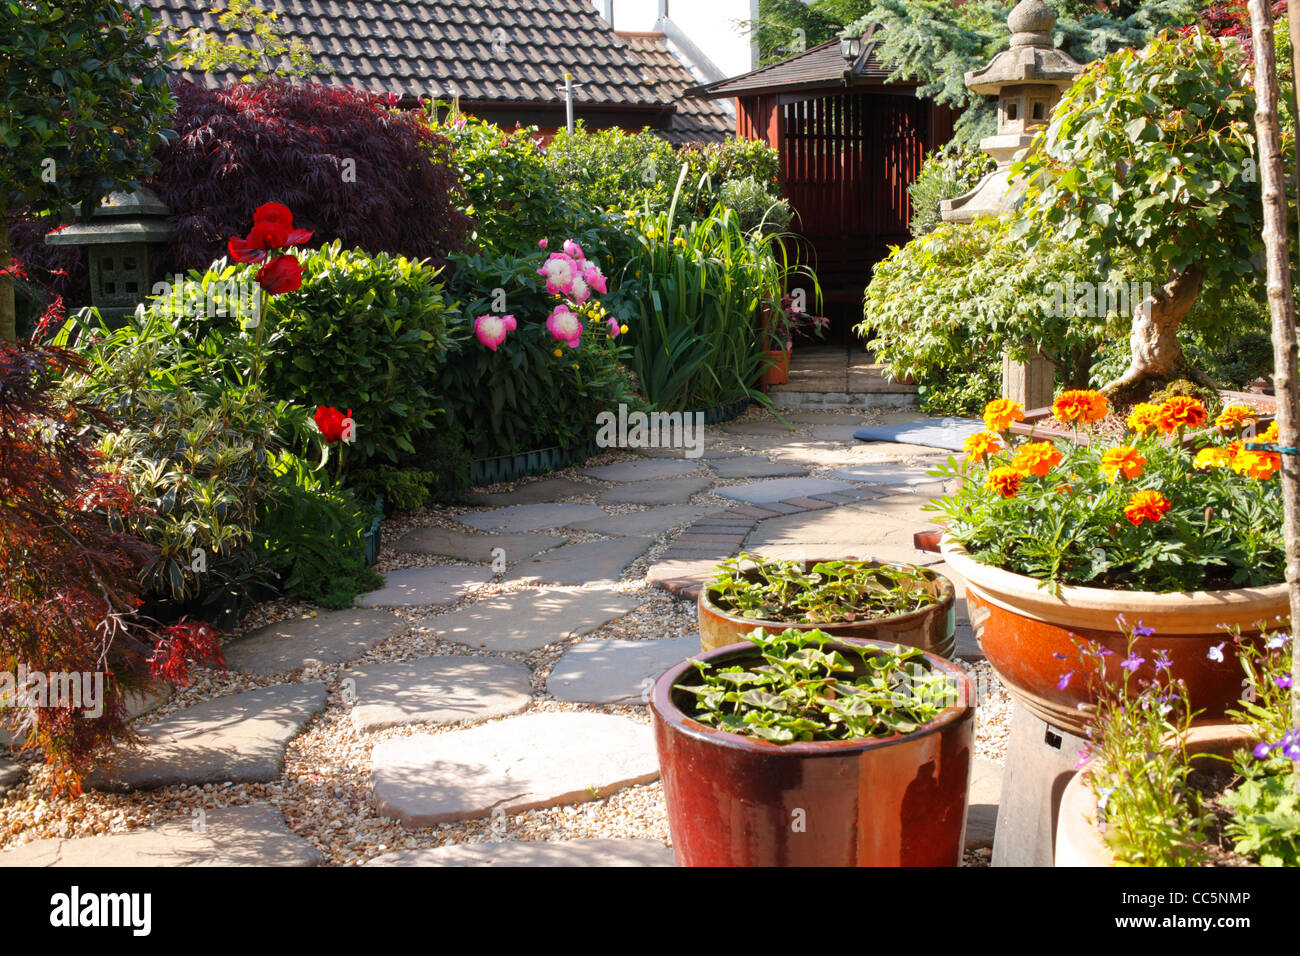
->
[940,0,1082,223]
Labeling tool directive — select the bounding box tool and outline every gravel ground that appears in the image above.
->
[0,406,1013,866]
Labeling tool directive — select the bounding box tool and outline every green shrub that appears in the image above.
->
[916,363,1001,418]
[717,176,793,234]
[544,123,678,211]
[196,243,458,472]
[348,464,439,512]
[906,140,996,238]
[440,247,641,458]
[55,307,312,611]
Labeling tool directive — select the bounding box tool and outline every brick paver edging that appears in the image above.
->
[646,486,883,600]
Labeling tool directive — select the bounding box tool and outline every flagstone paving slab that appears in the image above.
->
[599,476,714,505]
[365,838,674,867]
[508,537,653,586]
[391,528,569,563]
[370,712,658,827]
[745,505,942,567]
[707,457,808,479]
[224,609,407,676]
[355,565,494,608]
[716,477,857,504]
[830,464,947,494]
[548,636,701,704]
[88,684,328,792]
[455,503,606,533]
[0,759,22,794]
[633,446,742,460]
[720,420,799,437]
[811,424,867,442]
[463,477,593,507]
[0,805,322,867]
[966,759,1003,850]
[566,506,710,537]
[1,683,170,749]
[423,590,641,652]
[578,460,704,482]
[347,657,532,733]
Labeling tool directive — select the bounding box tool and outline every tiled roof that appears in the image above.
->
[694,26,897,97]
[147,0,668,110]
[617,32,732,144]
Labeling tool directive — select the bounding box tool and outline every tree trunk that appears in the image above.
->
[1252,0,1300,789]
[0,211,15,341]
[1287,0,1300,787]
[1101,265,1207,396]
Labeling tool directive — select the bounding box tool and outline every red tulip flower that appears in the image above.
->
[256,255,304,294]
[314,406,350,444]
[228,202,313,265]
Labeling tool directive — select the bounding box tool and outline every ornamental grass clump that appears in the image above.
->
[675,627,958,744]
[1077,621,1299,867]
[931,390,1284,591]
[707,553,941,625]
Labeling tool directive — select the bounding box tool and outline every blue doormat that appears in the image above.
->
[853,417,984,453]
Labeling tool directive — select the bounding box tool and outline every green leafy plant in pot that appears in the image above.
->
[698,553,957,658]
[650,627,974,866]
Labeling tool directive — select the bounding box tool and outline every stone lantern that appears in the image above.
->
[44,187,174,323]
[940,0,1082,408]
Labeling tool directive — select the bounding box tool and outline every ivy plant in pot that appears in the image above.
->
[698,553,957,659]
[650,627,974,866]
[932,390,1289,737]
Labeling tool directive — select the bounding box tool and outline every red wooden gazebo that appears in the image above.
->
[693,26,955,343]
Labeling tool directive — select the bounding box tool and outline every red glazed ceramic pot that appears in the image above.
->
[697,561,957,658]
[651,639,974,867]
[940,537,1288,737]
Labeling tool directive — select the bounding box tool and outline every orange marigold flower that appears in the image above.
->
[1052,389,1109,426]
[963,431,1003,462]
[985,466,1022,498]
[1231,448,1281,480]
[1193,446,1233,470]
[1123,489,1171,526]
[983,398,1025,433]
[1099,446,1146,483]
[1156,396,1208,434]
[1126,403,1163,434]
[1214,405,1256,433]
[1011,440,1063,478]
[1055,483,1074,495]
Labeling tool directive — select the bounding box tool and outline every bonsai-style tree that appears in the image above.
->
[1010,29,1266,398]
[0,1,176,340]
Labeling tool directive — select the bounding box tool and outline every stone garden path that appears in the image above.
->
[0,406,1003,867]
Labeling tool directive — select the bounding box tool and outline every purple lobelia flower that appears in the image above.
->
[1132,621,1155,638]
[1266,633,1289,650]
[1120,653,1145,672]
[1153,649,1173,673]
[1058,671,1074,690]
[1207,642,1225,663]
[1278,673,1293,689]
[1254,741,1274,760]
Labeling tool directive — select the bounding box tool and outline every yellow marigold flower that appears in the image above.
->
[1011,440,1063,478]
[1260,421,1279,443]
[1052,389,1109,426]
[963,431,1003,462]
[1156,396,1208,434]
[985,466,1022,498]
[1126,403,1163,434]
[1099,446,1146,483]
[1193,447,1233,470]
[1215,405,1256,433]
[1231,448,1281,480]
[983,398,1025,433]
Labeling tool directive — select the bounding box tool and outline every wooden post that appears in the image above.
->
[1249,0,1300,761]
[1003,350,1055,409]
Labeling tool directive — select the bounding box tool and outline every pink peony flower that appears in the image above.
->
[582,263,607,294]
[563,239,585,262]
[569,274,590,304]
[537,253,577,295]
[474,313,516,351]
[538,238,548,249]
[546,304,583,348]
[606,316,621,337]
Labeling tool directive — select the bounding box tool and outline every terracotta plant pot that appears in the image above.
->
[759,347,790,386]
[940,537,1288,736]
[651,639,975,866]
[698,560,958,659]
[1056,722,1255,867]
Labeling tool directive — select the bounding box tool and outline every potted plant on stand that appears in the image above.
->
[651,627,974,866]
[698,553,958,659]
[930,389,1289,863]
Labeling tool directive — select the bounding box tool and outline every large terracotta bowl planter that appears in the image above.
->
[940,538,1287,736]
[698,561,957,659]
[651,639,974,866]
[1056,722,1255,866]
